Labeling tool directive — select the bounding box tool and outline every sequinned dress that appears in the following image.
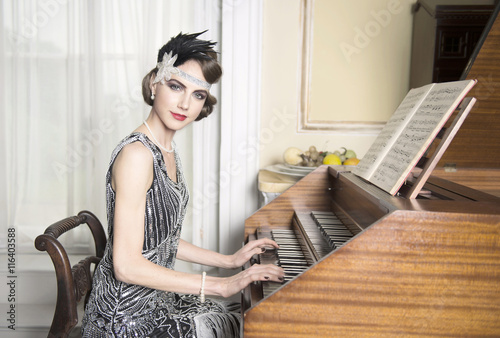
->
[82,133,240,337]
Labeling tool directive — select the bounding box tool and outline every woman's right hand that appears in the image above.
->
[215,263,285,298]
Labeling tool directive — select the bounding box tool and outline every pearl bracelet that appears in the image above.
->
[200,271,206,303]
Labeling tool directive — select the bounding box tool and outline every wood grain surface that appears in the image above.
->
[439,6,500,168]
[245,165,332,238]
[244,210,500,337]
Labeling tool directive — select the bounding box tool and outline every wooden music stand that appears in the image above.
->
[399,97,477,199]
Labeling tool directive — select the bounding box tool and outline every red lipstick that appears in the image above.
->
[171,112,187,121]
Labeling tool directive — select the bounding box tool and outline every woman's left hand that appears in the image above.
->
[227,238,279,269]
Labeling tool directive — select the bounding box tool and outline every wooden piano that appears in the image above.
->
[242,4,500,337]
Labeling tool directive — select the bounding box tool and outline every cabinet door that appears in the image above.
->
[433,27,469,82]
[433,25,487,83]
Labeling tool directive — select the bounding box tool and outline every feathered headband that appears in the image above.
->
[153,51,211,90]
[152,31,217,90]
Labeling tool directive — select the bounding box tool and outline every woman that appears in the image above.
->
[81,32,284,337]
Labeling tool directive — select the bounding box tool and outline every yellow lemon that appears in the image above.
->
[343,157,360,166]
[323,154,342,165]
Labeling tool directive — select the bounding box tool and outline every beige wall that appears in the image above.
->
[260,0,417,167]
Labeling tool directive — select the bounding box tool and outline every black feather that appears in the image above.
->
[157,30,217,66]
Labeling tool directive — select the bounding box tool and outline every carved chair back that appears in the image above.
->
[35,210,106,338]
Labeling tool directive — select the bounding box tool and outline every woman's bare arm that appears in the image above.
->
[177,238,279,269]
[111,142,283,297]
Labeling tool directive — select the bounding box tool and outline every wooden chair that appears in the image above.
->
[35,210,107,338]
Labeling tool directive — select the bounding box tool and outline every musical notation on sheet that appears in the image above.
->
[371,82,474,193]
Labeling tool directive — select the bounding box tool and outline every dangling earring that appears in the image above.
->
[151,93,155,100]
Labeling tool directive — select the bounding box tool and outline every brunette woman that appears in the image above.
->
[82,32,283,337]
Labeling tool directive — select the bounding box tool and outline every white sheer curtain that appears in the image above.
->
[218,0,263,258]
[191,1,265,268]
[0,0,222,257]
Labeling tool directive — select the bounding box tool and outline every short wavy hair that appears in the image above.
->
[142,31,223,121]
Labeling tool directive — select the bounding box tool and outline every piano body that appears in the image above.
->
[242,4,500,337]
[243,166,500,336]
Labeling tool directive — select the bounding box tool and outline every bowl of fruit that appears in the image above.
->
[265,146,360,177]
[283,146,360,168]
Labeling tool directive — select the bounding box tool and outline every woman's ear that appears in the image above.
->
[149,75,157,97]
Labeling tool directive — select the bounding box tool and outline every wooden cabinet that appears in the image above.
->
[410,0,495,88]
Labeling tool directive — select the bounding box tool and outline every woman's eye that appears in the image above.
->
[169,84,181,91]
[194,92,207,100]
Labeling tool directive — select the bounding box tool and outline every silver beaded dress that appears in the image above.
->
[81,133,240,337]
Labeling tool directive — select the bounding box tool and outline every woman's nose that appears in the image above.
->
[178,93,190,110]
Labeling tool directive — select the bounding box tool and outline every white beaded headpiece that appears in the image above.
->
[153,51,211,90]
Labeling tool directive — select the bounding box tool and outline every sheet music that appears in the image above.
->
[370,81,475,194]
[353,84,433,179]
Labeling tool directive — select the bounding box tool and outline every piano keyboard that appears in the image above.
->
[260,211,355,297]
[262,229,309,297]
[311,211,355,250]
